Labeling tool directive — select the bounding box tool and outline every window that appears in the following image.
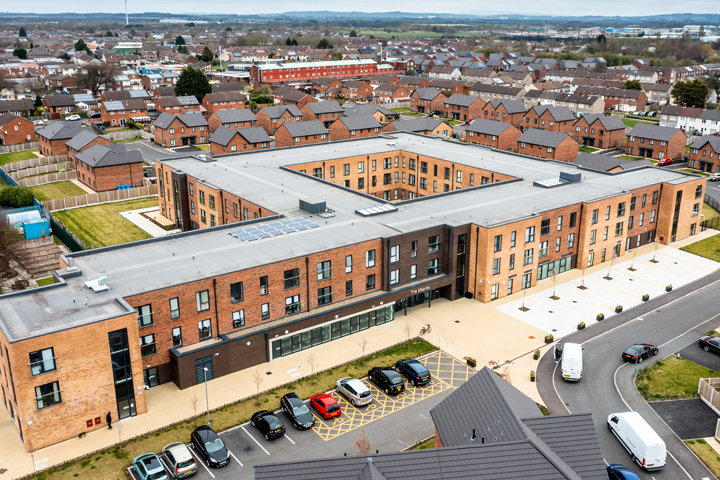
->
[494,235,502,252]
[230,282,243,303]
[696,185,703,199]
[200,210,206,224]
[410,264,417,279]
[358,161,364,173]
[630,196,636,211]
[568,233,575,248]
[650,209,656,223]
[525,226,535,243]
[692,203,700,217]
[284,268,300,289]
[603,226,609,241]
[629,216,634,229]
[190,201,195,215]
[617,202,626,217]
[136,304,153,327]
[539,241,548,257]
[140,334,156,357]
[420,178,427,189]
[524,248,534,265]
[420,161,428,174]
[428,259,439,276]
[384,157,392,169]
[344,255,353,273]
[639,213,644,226]
[508,278,514,295]
[209,195,215,210]
[555,237,561,252]
[409,158,416,170]
[260,276,269,295]
[444,167,450,180]
[317,260,332,280]
[318,286,332,306]
[344,163,350,176]
[261,304,270,320]
[390,269,399,285]
[189,183,194,196]
[366,274,376,290]
[557,216,563,231]
[345,280,353,296]
[691,223,697,236]
[522,272,532,290]
[509,254,515,270]
[29,348,56,376]
[196,290,210,312]
[35,381,61,410]
[198,319,212,340]
[541,219,550,236]
[652,191,658,205]
[569,212,576,228]
[411,241,418,258]
[358,178,365,189]
[510,231,516,248]
[172,327,182,347]
[592,209,599,224]
[457,170,463,183]
[606,206,611,220]
[642,194,647,208]
[366,250,376,267]
[285,296,300,315]
[428,235,440,253]
[470,174,475,186]
[492,258,501,275]
[199,191,205,205]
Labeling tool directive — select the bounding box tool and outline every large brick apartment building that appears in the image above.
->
[0,133,705,453]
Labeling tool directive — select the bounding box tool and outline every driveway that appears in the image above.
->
[679,342,720,372]
[649,399,718,440]
[123,141,185,165]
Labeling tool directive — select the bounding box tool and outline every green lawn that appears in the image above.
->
[617,155,647,161]
[622,118,655,128]
[192,144,211,151]
[704,202,720,219]
[578,146,599,153]
[390,108,410,112]
[31,338,436,480]
[686,440,720,476]
[681,234,720,262]
[114,137,145,143]
[624,114,659,123]
[411,437,436,450]
[0,150,38,167]
[399,111,427,117]
[635,357,720,400]
[679,168,710,177]
[28,181,88,201]
[53,197,158,248]
[443,119,463,126]
[36,277,54,286]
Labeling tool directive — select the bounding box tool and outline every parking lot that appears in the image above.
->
[128,351,473,480]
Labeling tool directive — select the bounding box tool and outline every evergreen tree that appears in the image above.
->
[671,79,709,108]
[13,48,27,59]
[174,66,212,100]
[105,30,114,37]
[292,38,298,46]
[201,46,214,63]
[178,45,189,54]
[175,35,186,46]
[317,38,332,49]
[286,37,292,46]
[623,80,642,90]
[349,30,358,37]
[74,39,87,51]
[19,27,27,37]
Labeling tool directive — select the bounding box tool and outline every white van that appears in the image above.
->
[560,343,583,381]
[607,412,666,471]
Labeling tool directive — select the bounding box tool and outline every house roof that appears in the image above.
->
[575,113,626,131]
[280,121,329,137]
[205,92,243,103]
[375,84,405,95]
[104,99,147,111]
[466,118,515,136]
[690,135,720,153]
[0,113,29,127]
[518,128,573,148]
[529,105,575,122]
[158,96,200,107]
[211,83,245,94]
[572,152,653,171]
[36,121,87,141]
[388,118,444,133]
[212,109,257,123]
[155,86,176,97]
[209,126,270,146]
[260,105,303,119]
[75,143,143,168]
[428,79,461,89]
[443,94,481,107]
[469,84,523,95]
[412,88,445,101]
[65,129,102,151]
[153,112,208,129]
[0,99,34,113]
[305,101,344,115]
[343,105,395,118]
[45,94,76,107]
[627,123,685,142]
[335,116,382,130]
[488,99,527,115]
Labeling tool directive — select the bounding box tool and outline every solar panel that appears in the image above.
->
[129,90,149,98]
[229,217,320,242]
[178,96,198,105]
[104,101,125,111]
[73,93,94,102]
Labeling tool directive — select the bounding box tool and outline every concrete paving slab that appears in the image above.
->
[119,207,181,237]
[649,399,718,440]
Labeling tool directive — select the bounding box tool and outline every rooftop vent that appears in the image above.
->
[84,276,109,293]
[533,171,582,189]
[299,199,326,214]
[194,154,215,162]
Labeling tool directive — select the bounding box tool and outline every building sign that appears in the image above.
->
[410,285,431,295]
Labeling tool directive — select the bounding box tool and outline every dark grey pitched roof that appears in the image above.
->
[690,135,720,153]
[530,105,575,122]
[575,113,626,131]
[469,84,522,95]
[65,129,102,151]
[44,94,76,107]
[388,118,444,133]
[488,99,527,114]
[466,118,514,136]
[210,126,270,146]
[572,152,653,171]
[336,116,382,130]
[0,113,25,127]
[412,88,445,101]
[75,144,142,168]
[305,101,344,115]
[343,105,395,118]
[356,461,387,480]
[153,112,208,129]
[205,92,243,103]
[158,95,199,107]
[518,128,573,148]
[700,110,720,121]
[37,121,87,141]
[443,93,480,107]
[213,109,257,123]
[0,99,34,113]
[261,105,303,119]
[627,123,685,142]
[280,121,329,137]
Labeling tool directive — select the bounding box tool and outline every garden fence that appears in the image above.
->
[49,213,88,251]
[699,377,720,416]
[10,162,74,180]
[0,142,39,154]
[3,154,67,173]
[41,184,158,212]
[17,170,76,187]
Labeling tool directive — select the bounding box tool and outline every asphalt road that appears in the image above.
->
[538,267,720,479]
[122,141,185,165]
[705,182,720,205]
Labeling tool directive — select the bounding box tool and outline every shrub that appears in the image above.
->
[0,186,34,207]
[544,334,554,344]
[577,321,586,330]
[597,313,605,321]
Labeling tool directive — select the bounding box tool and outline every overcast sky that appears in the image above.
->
[9,1,720,17]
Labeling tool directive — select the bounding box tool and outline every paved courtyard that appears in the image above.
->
[119,206,181,237]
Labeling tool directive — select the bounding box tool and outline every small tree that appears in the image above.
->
[306,352,319,384]
[349,30,358,37]
[604,251,617,280]
[403,322,412,350]
[175,35,186,45]
[13,48,27,60]
[19,27,27,37]
[357,337,369,365]
[115,419,124,445]
[579,264,587,289]
[105,30,114,37]
[317,38,332,49]
[628,250,637,271]
[175,66,212,100]
[651,235,661,262]
[178,45,189,55]
[74,39,87,51]
[252,370,263,405]
[354,429,372,455]
[500,365,512,384]
[623,79,642,90]
[189,393,201,427]
[201,46,214,63]
[550,269,558,299]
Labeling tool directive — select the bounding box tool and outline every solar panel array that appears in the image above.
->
[104,101,125,111]
[73,93,94,102]
[178,96,198,105]
[229,218,320,242]
[355,204,398,217]
[129,90,149,98]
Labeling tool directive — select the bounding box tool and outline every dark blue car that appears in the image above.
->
[395,359,431,386]
[607,464,641,480]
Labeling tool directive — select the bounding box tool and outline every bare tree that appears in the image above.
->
[26,77,48,101]
[519,286,529,311]
[500,365,512,384]
[0,72,13,95]
[252,370,264,406]
[354,429,373,455]
[76,62,119,97]
[189,393,201,427]
[115,420,124,445]
[550,269,558,299]
[403,322,412,350]
[651,235,661,263]
[357,337,369,365]
[306,352,319,385]
[628,250,637,271]
[604,251,617,280]
[579,264,587,289]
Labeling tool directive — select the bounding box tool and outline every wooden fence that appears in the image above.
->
[41,184,158,211]
[11,162,74,180]
[18,170,77,187]
[699,377,720,416]
[3,154,67,173]
[101,129,152,141]
[0,141,40,154]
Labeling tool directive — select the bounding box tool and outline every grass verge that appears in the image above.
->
[679,168,710,177]
[36,277,54,286]
[578,146,599,153]
[704,202,720,219]
[32,338,436,480]
[0,150,38,167]
[53,197,157,248]
[409,437,436,450]
[28,181,88,201]
[617,155,647,161]
[681,234,720,262]
[114,138,145,143]
[686,439,720,477]
[192,144,211,151]
[635,357,720,400]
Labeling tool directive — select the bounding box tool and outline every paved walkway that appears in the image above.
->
[0,234,717,478]
[69,178,95,194]
[119,207,181,237]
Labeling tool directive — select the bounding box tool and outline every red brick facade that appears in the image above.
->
[154,117,209,147]
[572,116,625,149]
[274,124,329,148]
[0,114,35,146]
[75,161,145,191]
[466,124,522,151]
[626,131,686,160]
[517,135,579,162]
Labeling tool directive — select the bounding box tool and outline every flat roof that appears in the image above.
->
[0,133,700,342]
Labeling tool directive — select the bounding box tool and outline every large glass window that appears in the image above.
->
[284,268,300,289]
[428,235,440,253]
[169,298,180,319]
[318,286,332,306]
[172,327,182,347]
[136,304,153,327]
[317,260,332,280]
[390,245,399,263]
[525,226,535,243]
[261,303,270,320]
[428,259,439,276]
[35,381,61,410]
[196,290,210,312]
[366,250,375,267]
[233,310,245,327]
[285,296,300,315]
[29,348,56,376]
[140,334,156,357]
[230,282,243,303]
[198,319,212,340]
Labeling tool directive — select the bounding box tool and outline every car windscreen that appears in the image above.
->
[625,346,642,355]
[205,438,225,453]
[177,458,195,468]
[359,390,371,398]
[293,404,310,416]
[326,403,339,412]
[267,416,283,429]
[389,375,404,386]
[412,363,429,376]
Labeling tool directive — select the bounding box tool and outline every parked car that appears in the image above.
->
[190,425,230,467]
[395,359,431,386]
[335,377,372,406]
[368,367,405,395]
[647,111,658,117]
[310,393,341,419]
[280,393,315,430]
[133,453,168,480]
[709,173,720,182]
[607,412,666,471]
[88,112,102,119]
[66,114,82,121]
[607,464,642,480]
[632,111,643,116]
[699,336,720,354]
[161,442,197,478]
[251,410,286,440]
[622,344,659,363]
[657,158,672,166]
[32,119,47,125]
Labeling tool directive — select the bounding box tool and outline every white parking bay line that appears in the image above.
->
[242,426,270,455]
[227,448,244,467]
[188,445,216,479]
[284,433,296,445]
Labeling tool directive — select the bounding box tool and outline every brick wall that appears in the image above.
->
[522,110,574,134]
[256,109,303,135]
[100,104,148,127]
[626,131,686,160]
[154,118,209,148]
[656,178,705,243]
[410,92,445,114]
[210,134,271,155]
[466,125,522,151]
[76,162,145,192]
[38,136,72,157]
[689,144,720,173]
[207,113,256,134]
[274,126,329,148]
[68,136,114,161]
[0,117,35,146]
[443,98,485,121]
[202,98,245,115]
[517,136,579,162]
[572,117,625,149]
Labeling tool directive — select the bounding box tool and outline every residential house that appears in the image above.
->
[155,96,202,114]
[274,121,330,148]
[36,121,88,157]
[483,99,527,129]
[343,105,399,124]
[572,113,626,148]
[409,88,447,114]
[468,84,524,102]
[0,99,34,116]
[443,94,485,121]
[660,105,720,135]
[573,152,653,172]
[626,124,687,160]
[152,86,176,99]
[517,128,579,162]
[100,99,149,127]
[299,101,344,128]
[382,118,450,138]
[340,80,374,101]
[689,135,720,173]
[574,86,647,112]
[209,127,271,155]
[428,79,466,95]
[66,129,113,161]
[465,118,522,151]
[74,143,144,191]
[43,94,76,119]
[273,88,317,109]
[328,116,383,141]
[522,105,576,134]
[256,105,303,135]
[207,109,257,134]
[153,112,209,147]
[201,92,245,115]
[373,84,410,103]
[0,113,35,146]
[391,76,430,89]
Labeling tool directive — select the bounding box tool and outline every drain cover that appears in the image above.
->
[572,300,577,303]
[548,310,553,313]
[455,320,460,323]
[552,329,557,332]
[629,279,633,281]
[266,372,272,375]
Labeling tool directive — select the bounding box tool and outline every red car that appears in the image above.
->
[310,393,341,420]
[657,158,672,166]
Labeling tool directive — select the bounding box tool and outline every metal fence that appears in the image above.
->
[49,213,88,251]
[41,184,158,212]
[11,162,74,180]
[17,170,77,187]
[3,154,67,173]
[0,168,19,187]
[0,142,40,154]
[706,195,720,213]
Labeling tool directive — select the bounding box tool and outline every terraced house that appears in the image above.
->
[0,133,704,453]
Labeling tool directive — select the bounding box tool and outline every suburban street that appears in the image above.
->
[538,268,720,480]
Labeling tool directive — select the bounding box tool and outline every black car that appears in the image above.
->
[251,410,286,440]
[699,336,720,354]
[395,359,431,386]
[368,367,405,394]
[280,393,315,430]
[88,112,102,119]
[621,344,658,363]
[190,425,229,468]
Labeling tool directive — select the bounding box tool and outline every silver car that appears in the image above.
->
[336,377,372,406]
[161,442,197,478]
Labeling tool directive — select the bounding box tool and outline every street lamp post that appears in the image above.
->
[634,317,644,377]
[203,367,210,426]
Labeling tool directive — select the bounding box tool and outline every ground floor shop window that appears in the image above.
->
[537,255,574,281]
